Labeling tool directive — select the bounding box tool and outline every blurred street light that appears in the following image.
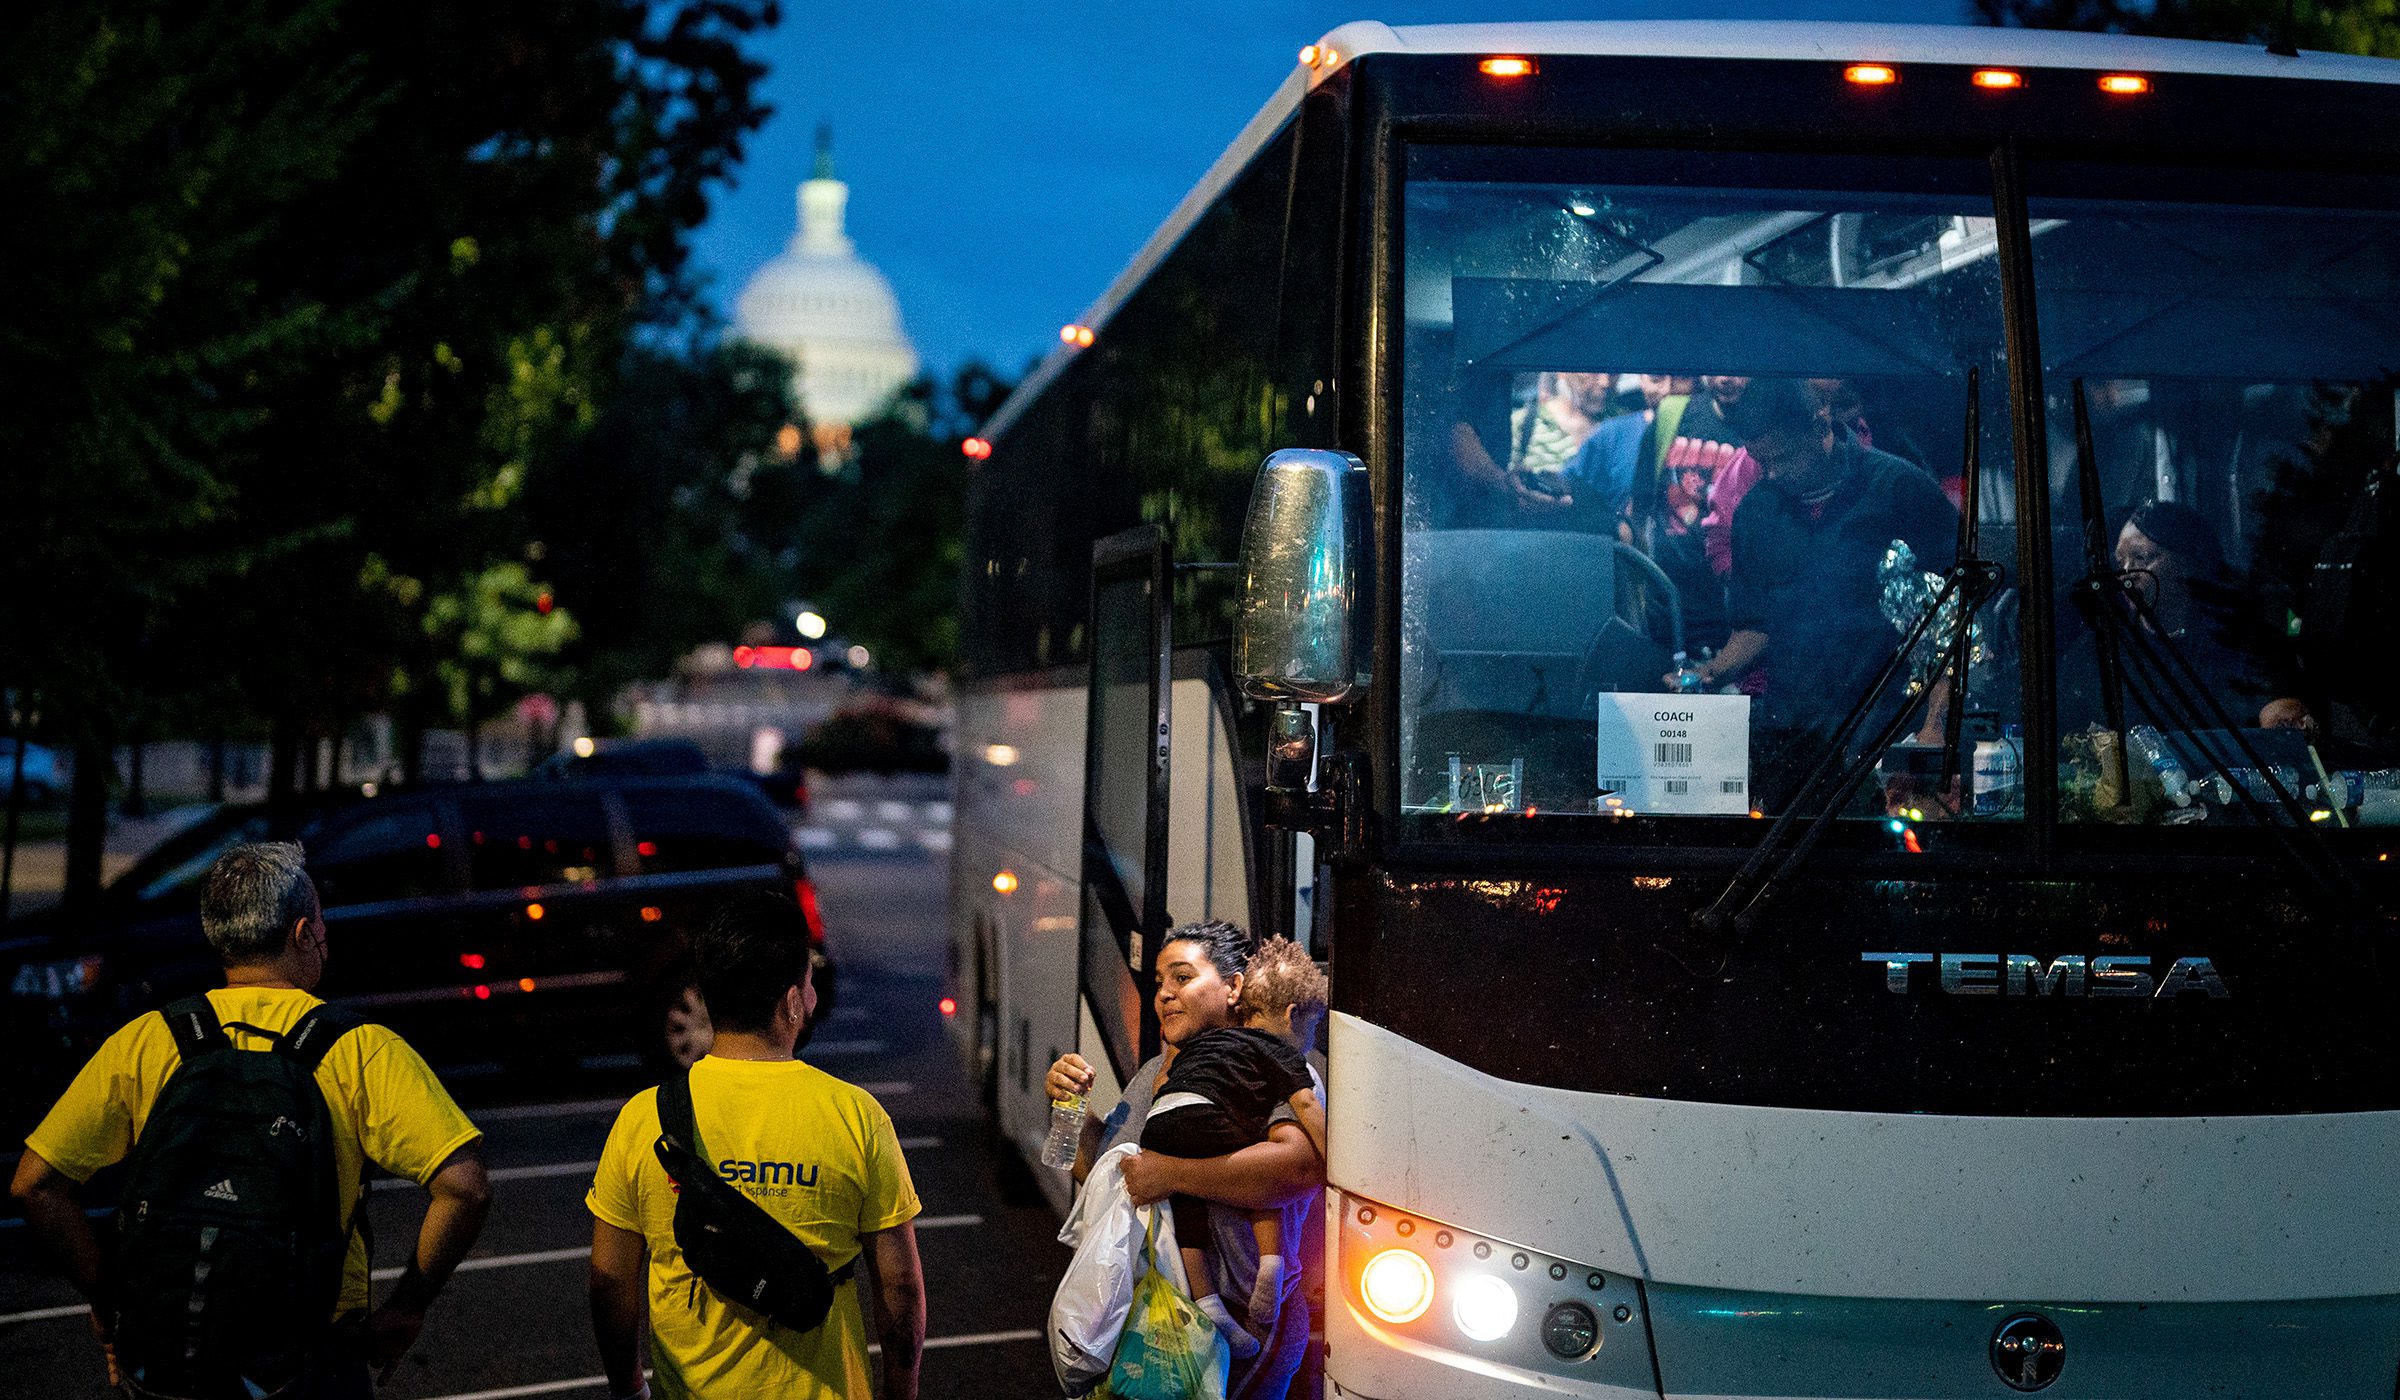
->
[796,610,828,640]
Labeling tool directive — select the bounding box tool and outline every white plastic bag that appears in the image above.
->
[1051,1144,1224,1398]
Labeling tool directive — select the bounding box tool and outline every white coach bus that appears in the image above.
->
[950,20,2400,1397]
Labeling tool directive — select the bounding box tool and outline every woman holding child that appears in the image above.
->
[1046,922,1329,1399]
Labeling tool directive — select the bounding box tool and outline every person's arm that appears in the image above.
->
[11,1148,117,1385]
[367,1145,492,1380]
[1119,1119,1323,1211]
[865,1222,926,1400]
[1669,628,1768,688]
[588,1219,649,1400]
[1285,1088,1328,1163]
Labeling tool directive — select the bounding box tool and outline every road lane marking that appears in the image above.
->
[373,1245,592,1281]
[821,799,864,821]
[797,827,837,848]
[373,1160,600,1192]
[856,828,902,850]
[8,1218,994,1328]
[802,1038,888,1057]
[475,1082,904,1127]
[0,1302,88,1325]
[416,1330,1045,1400]
[917,828,954,852]
[876,1326,1043,1355]
[475,1097,630,1122]
[897,1135,942,1150]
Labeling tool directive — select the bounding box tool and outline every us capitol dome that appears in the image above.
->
[733,126,919,463]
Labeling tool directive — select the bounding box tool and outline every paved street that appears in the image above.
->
[0,781,1070,1399]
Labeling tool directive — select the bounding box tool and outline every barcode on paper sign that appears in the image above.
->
[1664,779,1689,795]
[1721,779,1745,795]
[1654,742,1694,765]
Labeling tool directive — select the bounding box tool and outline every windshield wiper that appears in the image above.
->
[1676,374,2000,972]
[2067,380,2135,808]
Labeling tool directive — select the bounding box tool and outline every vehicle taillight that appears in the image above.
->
[795,878,826,946]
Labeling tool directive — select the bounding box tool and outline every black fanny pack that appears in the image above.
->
[652,1070,855,1332]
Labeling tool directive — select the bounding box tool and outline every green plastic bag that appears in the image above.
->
[1096,1214,1226,1400]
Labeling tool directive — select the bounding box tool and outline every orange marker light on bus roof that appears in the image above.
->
[1299,44,1319,66]
[1844,64,1899,86]
[1972,68,2024,89]
[2099,72,2152,94]
[1478,56,1536,79]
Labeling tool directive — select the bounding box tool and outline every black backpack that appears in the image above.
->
[112,996,365,1400]
[652,1069,853,1331]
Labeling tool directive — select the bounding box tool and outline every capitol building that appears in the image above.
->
[734,127,919,464]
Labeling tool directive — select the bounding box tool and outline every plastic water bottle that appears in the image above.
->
[1972,725,2023,818]
[1039,1093,1086,1169]
[1670,652,1708,694]
[2127,725,2191,807]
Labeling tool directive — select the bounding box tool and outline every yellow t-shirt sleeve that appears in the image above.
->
[586,1092,652,1233]
[23,1015,163,1183]
[858,1101,921,1234]
[352,1028,481,1185]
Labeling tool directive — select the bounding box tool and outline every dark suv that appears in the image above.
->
[4,773,825,1111]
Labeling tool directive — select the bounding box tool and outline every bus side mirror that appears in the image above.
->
[1235,448,1370,706]
[1235,449,1370,795]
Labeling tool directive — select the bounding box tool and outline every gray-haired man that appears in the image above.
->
[12,842,491,1397]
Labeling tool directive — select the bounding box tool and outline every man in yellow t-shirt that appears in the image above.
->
[10,842,490,1398]
[587,892,924,1400]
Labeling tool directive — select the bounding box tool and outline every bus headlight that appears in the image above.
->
[1453,1273,1518,1341]
[1361,1248,1435,1323]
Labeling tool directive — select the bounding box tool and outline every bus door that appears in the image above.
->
[1079,527,1172,1081]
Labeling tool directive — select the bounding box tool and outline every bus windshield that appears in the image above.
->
[1400,146,2019,824]
[1401,146,2400,836]
[2030,162,2400,826]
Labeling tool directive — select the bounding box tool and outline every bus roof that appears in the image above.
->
[1320,19,2400,84]
[980,19,2400,443]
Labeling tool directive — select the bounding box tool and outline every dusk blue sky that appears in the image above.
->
[686,3,1968,385]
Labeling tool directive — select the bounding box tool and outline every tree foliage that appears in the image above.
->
[1970,0,2400,57]
[785,365,1015,677]
[2,0,781,901]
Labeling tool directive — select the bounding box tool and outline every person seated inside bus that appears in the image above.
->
[2060,500,2312,738]
[1670,377,1960,801]
[1140,970,1330,1359]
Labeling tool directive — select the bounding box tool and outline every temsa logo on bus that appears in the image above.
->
[1862,952,2231,1000]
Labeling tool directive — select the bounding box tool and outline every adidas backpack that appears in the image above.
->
[651,1069,853,1332]
[113,996,364,1400]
